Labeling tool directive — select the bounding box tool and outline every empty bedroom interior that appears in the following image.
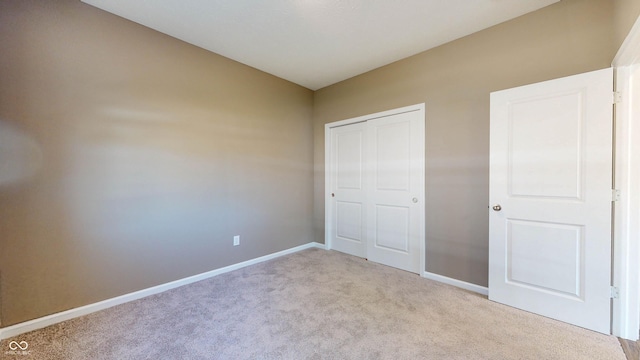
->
[0,0,639,356]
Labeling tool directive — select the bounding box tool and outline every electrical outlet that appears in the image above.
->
[233,235,240,246]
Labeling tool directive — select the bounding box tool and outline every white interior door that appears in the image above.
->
[329,122,367,258]
[366,112,424,273]
[489,68,613,334]
[326,105,425,274]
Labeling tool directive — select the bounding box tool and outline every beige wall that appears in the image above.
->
[313,0,621,287]
[0,0,314,326]
[2,0,639,328]
[614,0,640,47]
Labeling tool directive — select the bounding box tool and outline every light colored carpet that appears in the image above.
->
[619,338,639,360]
[1,248,626,359]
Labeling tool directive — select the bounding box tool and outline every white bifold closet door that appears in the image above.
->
[327,105,425,274]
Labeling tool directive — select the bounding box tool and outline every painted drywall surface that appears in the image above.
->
[614,0,640,48]
[313,0,617,287]
[0,0,314,326]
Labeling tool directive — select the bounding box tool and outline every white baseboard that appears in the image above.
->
[0,242,326,340]
[422,271,489,296]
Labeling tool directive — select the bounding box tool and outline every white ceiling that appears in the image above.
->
[82,0,559,90]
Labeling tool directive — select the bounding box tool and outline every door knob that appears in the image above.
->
[331,193,335,197]
[492,204,502,211]
[412,197,418,203]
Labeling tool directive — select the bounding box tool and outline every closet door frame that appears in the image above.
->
[324,103,426,274]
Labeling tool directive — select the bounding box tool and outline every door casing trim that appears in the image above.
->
[612,13,640,341]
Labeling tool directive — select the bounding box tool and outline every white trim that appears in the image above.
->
[326,104,425,129]
[324,104,426,275]
[612,13,640,341]
[0,242,326,340]
[613,65,640,340]
[324,120,332,250]
[422,271,489,296]
[416,106,426,278]
[613,15,640,67]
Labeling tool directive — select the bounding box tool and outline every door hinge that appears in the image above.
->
[611,286,619,299]
[612,189,621,202]
[614,91,622,104]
